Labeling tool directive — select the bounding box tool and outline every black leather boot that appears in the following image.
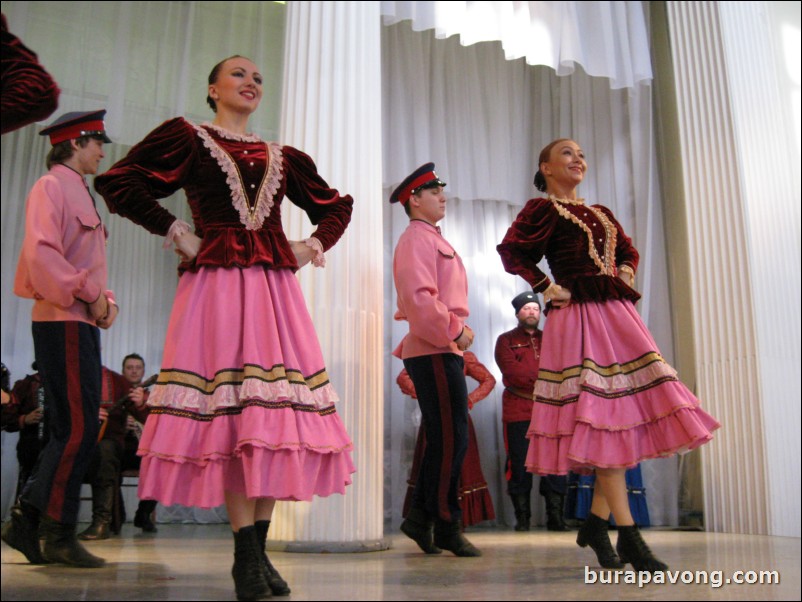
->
[433,519,482,557]
[254,520,290,596]
[400,507,442,554]
[77,520,110,541]
[232,526,270,601]
[616,525,668,572]
[134,500,158,533]
[510,494,531,532]
[41,517,105,567]
[576,513,624,569]
[544,491,569,531]
[78,483,114,540]
[0,502,49,564]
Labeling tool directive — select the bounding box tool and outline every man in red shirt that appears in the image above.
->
[495,292,568,531]
[78,354,150,540]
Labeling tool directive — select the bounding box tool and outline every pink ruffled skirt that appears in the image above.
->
[138,266,355,507]
[525,300,720,475]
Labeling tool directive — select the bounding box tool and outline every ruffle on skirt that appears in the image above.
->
[138,405,354,506]
[138,266,355,507]
[525,300,719,475]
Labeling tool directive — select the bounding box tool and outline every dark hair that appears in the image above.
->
[45,136,94,170]
[533,138,572,192]
[403,197,413,217]
[207,55,248,113]
[122,353,145,370]
[1,362,9,392]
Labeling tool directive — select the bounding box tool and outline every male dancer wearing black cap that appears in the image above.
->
[2,110,117,568]
[495,292,568,531]
[391,163,481,557]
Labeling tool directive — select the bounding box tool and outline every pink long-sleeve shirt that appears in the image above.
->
[393,219,469,359]
[14,164,110,324]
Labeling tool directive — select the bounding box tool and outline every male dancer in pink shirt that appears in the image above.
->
[3,110,117,568]
[391,163,480,557]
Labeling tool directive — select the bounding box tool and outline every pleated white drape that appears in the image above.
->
[665,1,801,537]
[381,21,680,527]
[272,1,386,549]
[380,1,653,88]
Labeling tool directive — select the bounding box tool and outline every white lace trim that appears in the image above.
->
[148,379,340,415]
[189,120,284,231]
[200,121,263,143]
[551,197,618,276]
[163,219,192,249]
[304,236,326,267]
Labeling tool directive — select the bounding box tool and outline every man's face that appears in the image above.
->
[122,359,145,385]
[72,137,105,176]
[410,186,446,225]
[516,302,540,328]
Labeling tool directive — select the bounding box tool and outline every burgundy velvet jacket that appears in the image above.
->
[1,14,59,134]
[497,197,640,304]
[494,325,542,423]
[94,118,353,272]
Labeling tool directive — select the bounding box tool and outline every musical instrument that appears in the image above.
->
[97,374,158,442]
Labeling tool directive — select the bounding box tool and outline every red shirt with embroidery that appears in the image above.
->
[494,325,542,423]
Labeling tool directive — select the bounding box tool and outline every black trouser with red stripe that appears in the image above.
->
[404,353,468,523]
[504,420,567,496]
[21,321,101,524]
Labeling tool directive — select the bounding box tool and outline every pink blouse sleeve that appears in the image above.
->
[396,369,417,398]
[464,352,496,406]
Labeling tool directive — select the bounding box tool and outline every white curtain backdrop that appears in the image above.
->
[1,1,287,523]
[272,0,385,548]
[380,1,653,89]
[1,0,681,532]
[381,19,681,528]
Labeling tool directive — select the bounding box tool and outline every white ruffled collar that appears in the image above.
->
[189,120,284,230]
[201,121,263,144]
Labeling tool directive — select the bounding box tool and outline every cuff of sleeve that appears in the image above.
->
[163,219,192,249]
[304,236,326,267]
[448,316,465,342]
[75,281,101,305]
[533,275,551,293]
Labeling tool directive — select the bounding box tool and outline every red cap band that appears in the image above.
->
[48,119,105,145]
[398,170,437,205]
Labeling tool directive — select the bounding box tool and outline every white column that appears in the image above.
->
[665,1,801,536]
[274,1,386,550]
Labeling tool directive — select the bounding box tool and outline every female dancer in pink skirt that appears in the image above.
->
[497,139,719,572]
[95,56,355,600]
